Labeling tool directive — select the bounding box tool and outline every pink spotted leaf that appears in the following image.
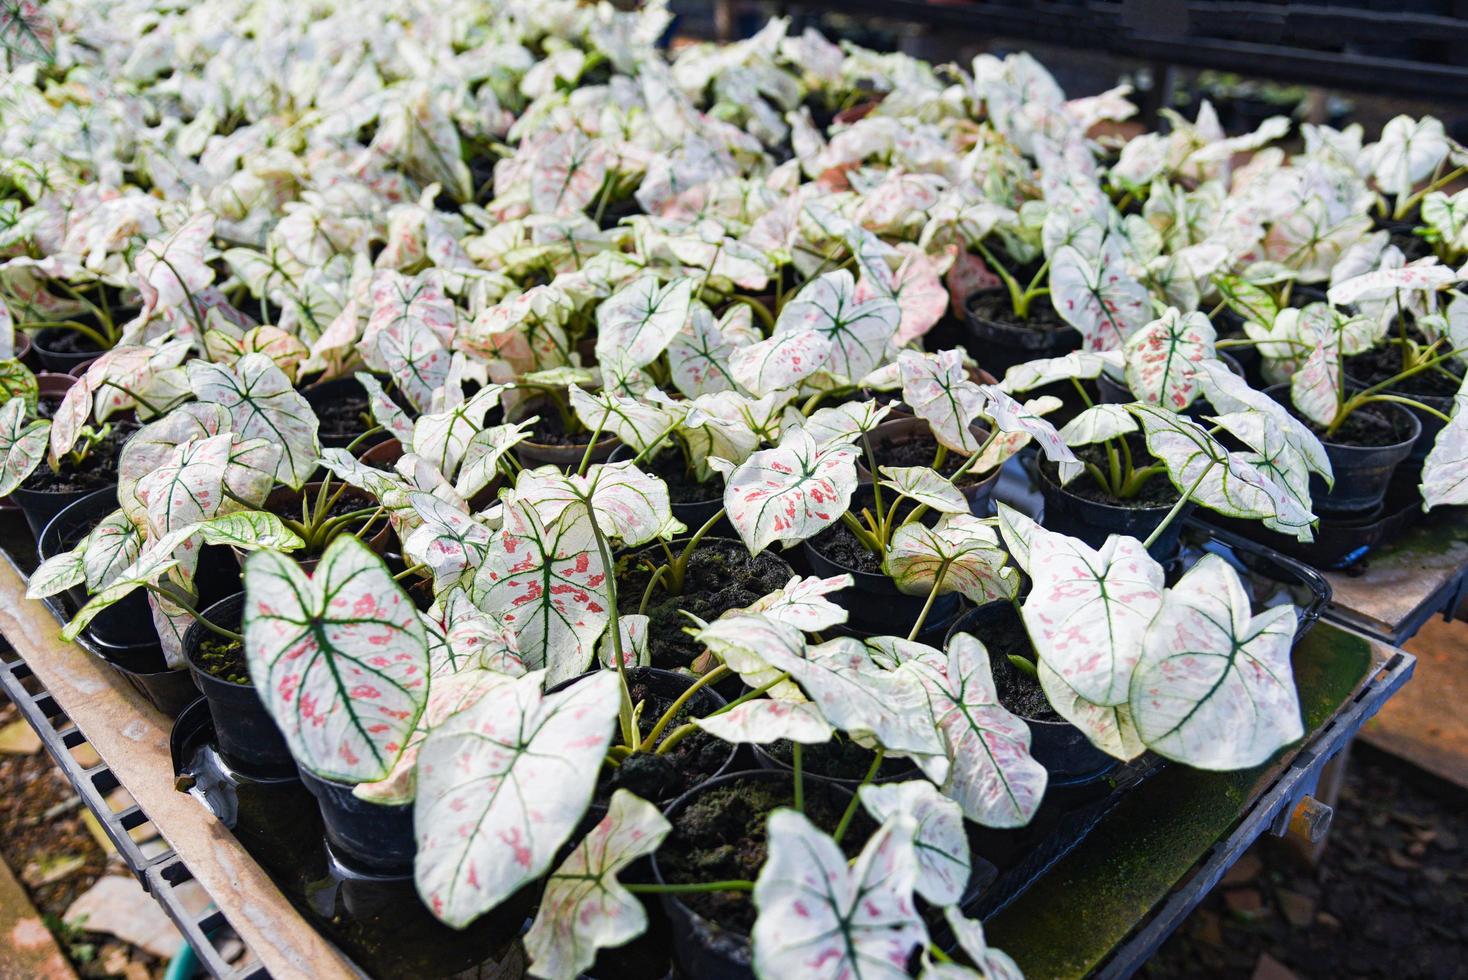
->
[714,426,859,554]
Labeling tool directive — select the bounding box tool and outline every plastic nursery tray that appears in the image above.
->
[958,522,1330,923]
[1203,461,1426,571]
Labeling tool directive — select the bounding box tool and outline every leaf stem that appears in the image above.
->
[1142,460,1213,550]
[640,665,730,753]
[907,558,952,641]
[625,880,754,895]
[832,748,884,844]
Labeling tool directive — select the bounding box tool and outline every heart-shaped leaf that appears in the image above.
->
[188,354,321,490]
[414,670,620,928]
[886,515,1019,605]
[859,780,970,906]
[898,349,987,455]
[693,698,834,744]
[402,493,492,593]
[473,496,610,686]
[0,398,48,496]
[244,535,430,783]
[694,614,808,700]
[1020,524,1164,706]
[516,461,682,548]
[135,212,215,312]
[524,789,671,980]
[774,269,900,382]
[908,634,1047,828]
[741,574,853,631]
[570,384,684,455]
[1000,350,1116,394]
[667,304,742,398]
[1123,308,1216,410]
[1037,659,1146,762]
[878,466,969,515]
[1290,338,1340,428]
[454,421,535,499]
[359,271,455,411]
[729,328,833,396]
[1050,242,1151,351]
[715,425,858,554]
[752,810,924,980]
[1194,360,1332,483]
[1130,554,1303,769]
[1422,387,1468,510]
[593,275,694,371]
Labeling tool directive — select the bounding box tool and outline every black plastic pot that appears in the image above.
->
[1036,464,1192,562]
[751,740,920,788]
[510,399,618,471]
[183,594,297,778]
[962,289,1080,378]
[40,488,152,648]
[858,416,1003,517]
[1265,385,1420,515]
[1343,371,1452,463]
[299,768,416,875]
[649,769,855,979]
[12,480,105,543]
[946,602,1117,785]
[803,535,959,639]
[31,326,105,373]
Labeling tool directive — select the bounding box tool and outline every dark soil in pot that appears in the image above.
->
[963,289,1081,378]
[12,421,132,539]
[652,770,873,937]
[196,634,250,685]
[594,668,735,808]
[756,735,918,785]
[1037,435,1190,560]
[512,406,618,469]
[305,378,389,449]
[616,538,792,670]
[807,520,883,573]
[860,417,1002,515]
[1345,338,1462,458]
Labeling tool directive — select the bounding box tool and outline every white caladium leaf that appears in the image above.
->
[402,493,492,593]
[752,810,923,980]
[775,637,948,762]
[774,269,901,382]
[517,461,682,548]
[1372,115,1448,205]
[593,275,694,371]
[353,668,512,806]
[411,385,504,478]
[1020,526,1164,706]
[1038,659,1146,762]
[188,355,321,490]
[878,466,969,515]
[569,384,684,455]
[1194,360,1332,483]
[729,328,833,396]
[978,385,1076,464]
[908,634,1047,828]
[135,212,215,311]
[1129,404,1316,537]
[415,670,620,929]
[667,304,740,398]
[1327,262,1457,307]
[886,515,1019,606]
[1421,388,1468,510]
[742,574,853,631]
[1000,350,1115,394]
[530,130,609,217]
[1290,338,1341,428]
[802,401,894,452]
[356,373,415,443]
[693,699,834,744]
[1123,309,1216,411]
[359,271,454,412]
[1131,554,1303,769]
[1050,242,1151,351]
[454,421,534,499]
[923,909,1024,980]
[694,614,807,701]
[1059,404,1137,446]
[714,426,859,555]
[898,349,987,454]
[523,789,670,980]
[26,548,85,599]
[0,399,48,496]
[117,404,233,527]
[243,536,429,783]
[859,780,970,906]
[598,614,650,669]
[474,497,609,686]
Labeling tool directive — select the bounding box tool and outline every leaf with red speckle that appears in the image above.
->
[729,327,833,396]
[921,909,1024,980]
[859,780,970,906]
[1290,337,1340,428]
[531,130,609,217]
[1131,554,1302,769]
[135,213,215,313]
[1123,308,1216,410]
[693,698,833,745]
[752,809,924,980]
[1049,241,1151,351]
[0,397,49,496]
[886,514,1018,606]
[977,384,1076,465]
[801,399,892,450]
[667,304,741,398]
[402,492,492,593]
[243,535,430,783]
[414,669,620,929]
[523,789,671,980]
[908,634,1047,828]
[716,426,859,554]
[1018,524,1164,707]
[774,268,900,383]
[1037,659,1145,762]
[358,270,455,412]
[353,667,512,806]
[569,384,685,456]
[898,349,987,455]
[515,460,683,548]
[0,0,57,64]
[473,495,610,686]
[741,574,852,632]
